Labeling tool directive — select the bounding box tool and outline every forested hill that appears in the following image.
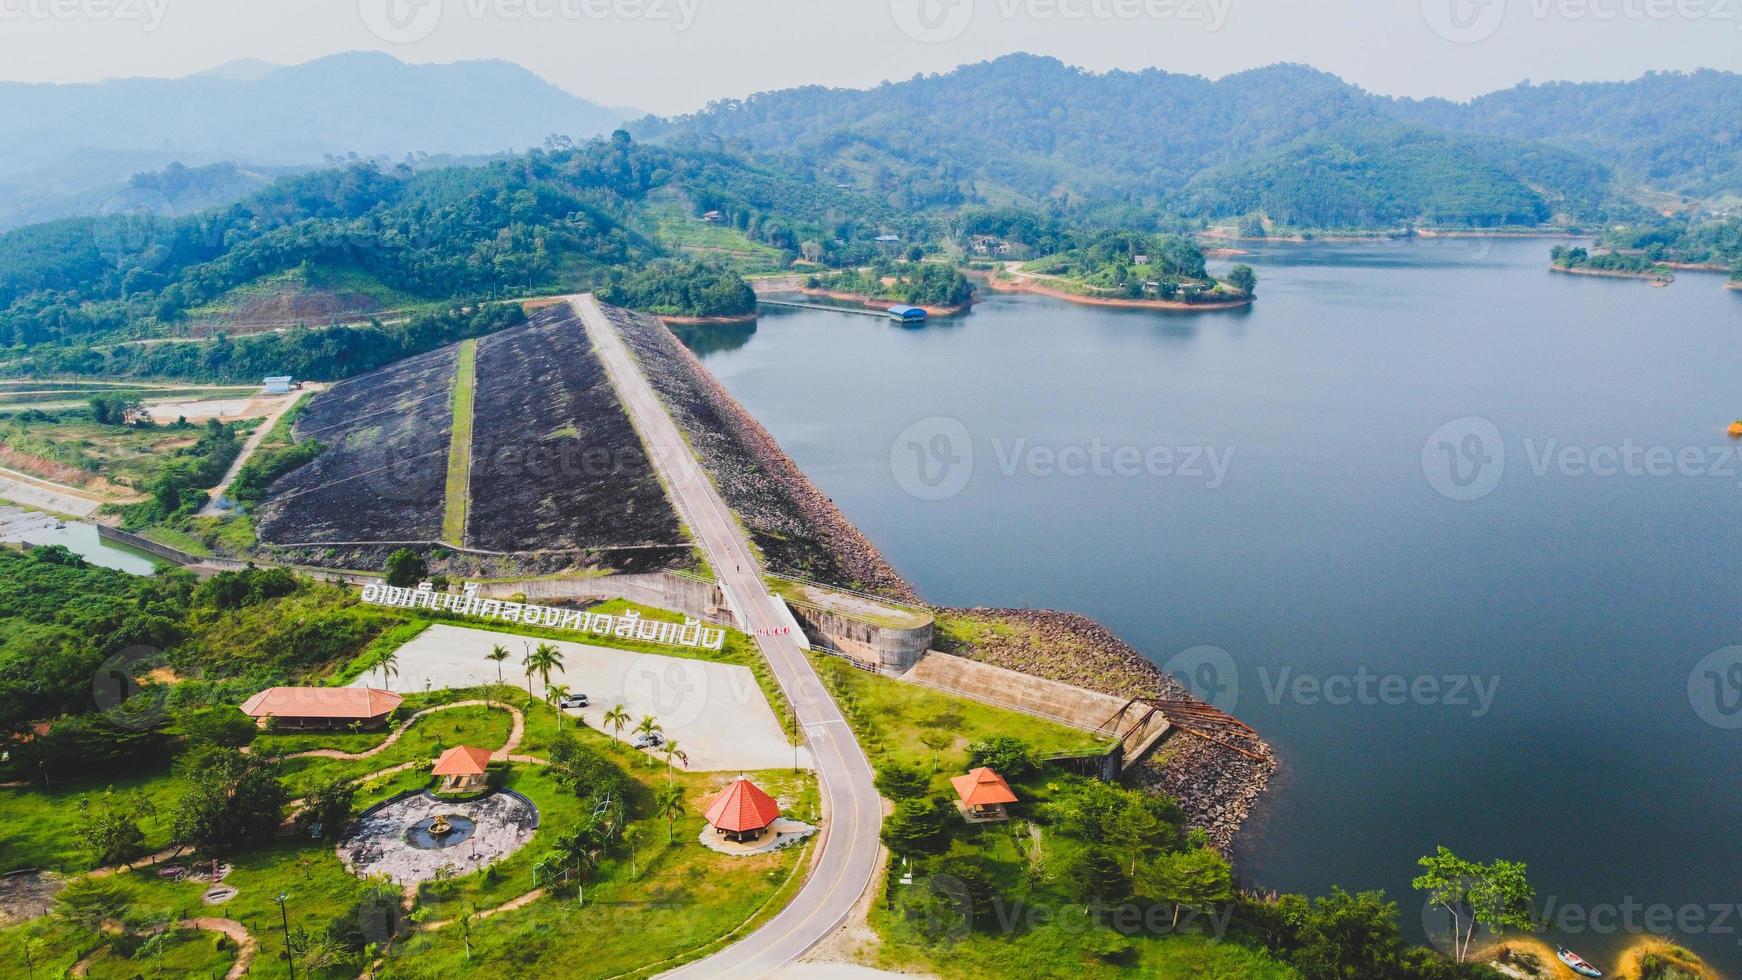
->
[632,54,1732,228]
[1387,70,1742,198]
[0,52,628,230]
[0,133,905,348]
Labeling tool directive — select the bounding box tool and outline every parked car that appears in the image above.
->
[631,731,665,749]
[558,693,589,709]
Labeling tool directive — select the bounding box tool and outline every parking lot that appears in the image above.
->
[353,624,810,772]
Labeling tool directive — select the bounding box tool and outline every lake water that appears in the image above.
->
[687,238,1742,971]
[0,508,161,574]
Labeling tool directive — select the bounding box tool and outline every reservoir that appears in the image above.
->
[687,237,1742,970]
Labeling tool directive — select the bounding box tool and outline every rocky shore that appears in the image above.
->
[605,305,918,602]
[936,607,1275,850]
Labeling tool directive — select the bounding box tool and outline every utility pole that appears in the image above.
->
[276,892,297,980]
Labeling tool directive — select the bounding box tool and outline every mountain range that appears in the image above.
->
[0,52,631,229]
[632,54,1742,228]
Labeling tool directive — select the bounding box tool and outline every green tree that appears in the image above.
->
[485,644,510,686]
[546,683,571,732]
[655,782,685,844]
[1286,887,1412,980]
[1412,846,1537,963]
[523,642,563,698]
[170,746,289,852]
[874,762,931,800]
[75,789,155,869]
[295,776,357,838]
[1226,263,1257,295]
[368,646,399,689]
[1139,848,1234,928]
[966,735,1039,781]
[175,705,259,749]
[384,548,426,587]
[918,729,953,772]
[880,796,952,858]
[602,703,630,742]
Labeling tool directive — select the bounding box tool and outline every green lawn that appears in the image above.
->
[441,338,477,544]
[272,702,514,797]
[81,926,237,979]
[815,656,1111,774]
[0,768,186,872]
[638,196,789,274]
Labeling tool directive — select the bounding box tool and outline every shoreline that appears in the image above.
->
[1201,227,1581,244]
[1550,263,1674,283]
[655,312,759,326]
[796,287,972,317]
[974,270,1253,312]
[937,606,1276,850]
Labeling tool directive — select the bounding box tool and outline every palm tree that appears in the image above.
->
[369,647,400,689]
[919,729,952,771]
[623,825,643,880]
[661,740,689,782]
[485,645,510,685]
[547,683,571,732]
[523,642,564,699]
[602,704,630,743]
[655,783,685,844]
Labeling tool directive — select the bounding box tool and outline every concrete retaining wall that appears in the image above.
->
[96,525,203,565]
[784,602,931,674]
[899,651,1172,774]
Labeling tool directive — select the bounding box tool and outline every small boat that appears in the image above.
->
[1728,420,1742,439]
[1557,946,1602,978]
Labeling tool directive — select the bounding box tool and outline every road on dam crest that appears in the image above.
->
[572,294,881,978]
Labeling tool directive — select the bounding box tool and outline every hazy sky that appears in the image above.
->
[2,0,1737,113]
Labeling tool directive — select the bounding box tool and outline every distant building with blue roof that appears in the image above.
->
[886,305,927,321]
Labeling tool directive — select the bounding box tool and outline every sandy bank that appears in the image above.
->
[796,288,971,317]
[1550,264,1673,283]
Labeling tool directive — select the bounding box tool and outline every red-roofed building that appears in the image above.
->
[950,767,1018,820]
[702,775,782,842]
[238,687,403,730]
[432,745,494,792]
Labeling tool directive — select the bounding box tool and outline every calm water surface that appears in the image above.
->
[685,238,1742,970]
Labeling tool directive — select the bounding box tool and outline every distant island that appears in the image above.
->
[977,231,1255,311]
[1550,244,1674,283]
[802,260,975,315]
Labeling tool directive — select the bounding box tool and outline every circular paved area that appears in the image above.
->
[338,790,539,884]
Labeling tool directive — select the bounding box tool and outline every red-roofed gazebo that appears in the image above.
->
[950,767,1018,819]
[703,775,782,842]
[432,745,493,792]
[238,687,403,730]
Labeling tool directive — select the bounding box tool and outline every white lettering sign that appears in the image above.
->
[360,581,726,650]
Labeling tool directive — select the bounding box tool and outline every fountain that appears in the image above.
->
[405,813,476,850]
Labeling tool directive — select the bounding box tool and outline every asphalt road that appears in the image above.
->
[574,295,881,978]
